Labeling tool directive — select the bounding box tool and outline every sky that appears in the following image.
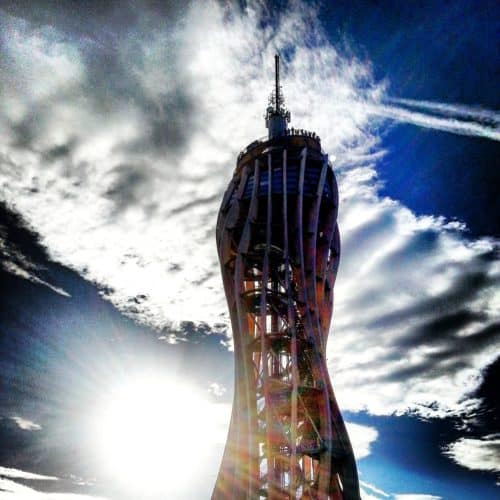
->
[0,0,498,499]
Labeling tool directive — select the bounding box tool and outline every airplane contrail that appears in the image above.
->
[365,101,500,142]
[386,97,500,126]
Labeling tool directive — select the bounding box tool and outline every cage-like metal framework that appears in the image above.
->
[213,57,360,500]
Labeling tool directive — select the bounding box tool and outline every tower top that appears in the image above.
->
[265,54,290,139]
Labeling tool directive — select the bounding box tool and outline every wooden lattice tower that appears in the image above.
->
[213,55,360,500]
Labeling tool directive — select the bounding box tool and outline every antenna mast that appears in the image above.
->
[275,54,280,111]
[266,53,290,138]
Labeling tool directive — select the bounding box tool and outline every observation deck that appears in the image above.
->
[237,129,324,167]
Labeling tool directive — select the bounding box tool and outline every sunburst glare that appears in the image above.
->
[89,372,229,496]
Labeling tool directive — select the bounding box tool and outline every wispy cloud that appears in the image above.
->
[346,423,379,461]
[331,187,499,417]
[0,229,70,297]
[0,477,106,499]
[360,481,391,498]
[0,466,57,481]
[0,1,498,495]
[366,102,500,141]
[0,467,107,499]
[443,434,500,473]
[2,260,70,297]
[386,97,500,126]
[10,416,42,431]
[359,482,442,500]
[0,0,497,420]
[0,0,384,327]
[393,496,442,500]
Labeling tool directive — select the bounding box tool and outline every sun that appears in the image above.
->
[90,371,226,495]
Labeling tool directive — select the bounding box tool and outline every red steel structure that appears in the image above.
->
[213,55,360,500]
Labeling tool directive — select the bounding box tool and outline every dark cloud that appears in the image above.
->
[401,309,487,347]
[369,265,497,332]
[0,0,201,168]
[382,229,440,268]
[104,164,150,211]
[164,320,228,344]
[341,241,499,387]
[169,194,219,215]
[9,116,41,152]
[41,139,78,163]
[343,209,397,250]
[0,0,189,39]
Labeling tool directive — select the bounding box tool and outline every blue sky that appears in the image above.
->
[0,1,498,499]
[319,0,499,237]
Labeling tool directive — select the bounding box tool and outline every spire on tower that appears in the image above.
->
[266,53,290,138]
[275,54,280,112]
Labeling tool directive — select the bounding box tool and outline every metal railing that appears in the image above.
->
[237,129,323,161]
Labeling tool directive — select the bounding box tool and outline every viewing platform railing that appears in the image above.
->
[237,129,324,162]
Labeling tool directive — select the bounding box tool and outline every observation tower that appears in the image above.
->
[213,55,360,500]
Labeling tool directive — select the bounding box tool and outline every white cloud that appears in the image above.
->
[0,466,57,481]
[359,482,441,500]
[0,232,70,297]
[361,488,385,500]
[208,382,227,397]
[366,102,500,141]
[360,481,391,498]
[330,189,499,417]
[346,423,379,461]
[443,434,500,473]
[0,467,106,499]
[0,477,106,499]
[2,261,70,297]
[0,0,497,456]
[386,97,500,126]
[10,416,42,431]
[393,496,441,500]
[0,0,385,328]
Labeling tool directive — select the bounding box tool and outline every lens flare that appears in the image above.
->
[90,373,227,495]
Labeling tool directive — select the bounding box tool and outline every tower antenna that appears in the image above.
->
[266,54,290,138]
[275,54,280,112]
